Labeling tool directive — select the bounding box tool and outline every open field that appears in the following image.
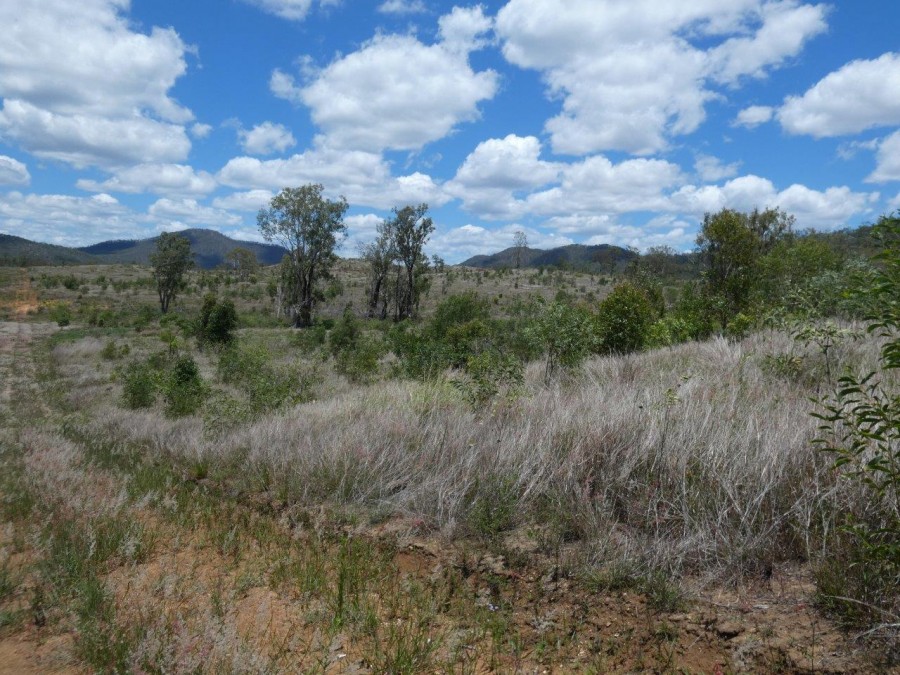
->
[0,263,896,673]
[0,262,613,326]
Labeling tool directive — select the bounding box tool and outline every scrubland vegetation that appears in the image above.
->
[0,209,897,672]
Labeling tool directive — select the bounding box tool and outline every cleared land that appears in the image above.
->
[0,264,894,673]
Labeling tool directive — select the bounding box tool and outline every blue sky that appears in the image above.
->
[1,0,899,262]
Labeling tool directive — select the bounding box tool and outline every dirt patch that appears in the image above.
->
[0,632,80,674]
[0,270,40,319]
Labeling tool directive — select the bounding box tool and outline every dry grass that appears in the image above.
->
[3,308,892,671]
[69,327,887,587]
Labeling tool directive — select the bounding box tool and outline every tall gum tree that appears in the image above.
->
[391,203,434,321]
[150,232,193,314]
[258,184,348,327]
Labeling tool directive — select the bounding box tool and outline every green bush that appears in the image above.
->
[723,311,755,342]
[327,308,385,383]
[595,282,656,354]
[467,474,519,537]
[196,294,238,347]
[50,303,72,327]
[670,282,716,339]
[645,315,695,348]
[131,304,158,331]
[217,342,316,414]
[100,340,129,360]
[453,349,524,407]
[164,355,206,417]
[335,334,383,383]
[528,301,596,382]
[812,214,899,636]
[121,361,157,409]
[328,306,361,359]
[428,292,491,337]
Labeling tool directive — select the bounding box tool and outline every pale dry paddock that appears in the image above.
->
[74,328,888,583]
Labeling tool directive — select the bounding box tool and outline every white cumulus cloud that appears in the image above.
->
[212,190,275,212]
[0,156,30,186]
[867,130,900,183]
[148,198,242,227]
[446,134,561,218]
[239,122,297,156]
[0,191,140,245]
[217,144,449,209]
[77,164,216,196]
[734,105,775,128]
[694,154,740,182]
[239,0,313,20]
[669,175,877,230]
[377,0,427,15]
[778,52,900,137]
[495,0,827,155]
[0,0,194,168]
[273,6,497,152]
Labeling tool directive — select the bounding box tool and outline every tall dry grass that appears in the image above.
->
[74,328,887,582]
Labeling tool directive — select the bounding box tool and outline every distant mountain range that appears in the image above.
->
[462,243,641,272]
[0,229,288,269]
[0,224,881,272]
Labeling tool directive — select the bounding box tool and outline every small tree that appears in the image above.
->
[360,219,396,319]
[696,209,760,327]
[150,232,193,313]
[513,230,528,269]
[596,282,656,354]
[813,213,899,633]
[530,301,596,382]
[225,247,259,281]
[196,294,238,348]
[391,203,434,321]
[697,207,794,328]
[258,184,348,327]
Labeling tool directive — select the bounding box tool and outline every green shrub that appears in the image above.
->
[217,342,316,414]
[467,474,519,537]
[131,304,158,331]
[453,349,524,407]
[335,334,384,384]
[164,355,206,417]
[218,342,268,385]
[196,294,238,347]
[50,303,72,327]
[100,340,129,360]
[812,214,899,635]
[121,361,157,409]
[328,306,361,359]
[292,322,329,352]
[529,301,596,382]
[595,282,655,354]
[429,292,490,337]
[645,315,695,348]
[202,392,253,437]
[724,311,755,342]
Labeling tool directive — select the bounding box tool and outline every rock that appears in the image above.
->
[716,621,744,639]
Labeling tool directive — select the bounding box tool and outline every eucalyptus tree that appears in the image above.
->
[150,232,193,313]
[391,203,434,321]
[258,184,348,327]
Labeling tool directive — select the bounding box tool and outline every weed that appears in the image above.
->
[467,474,519,537]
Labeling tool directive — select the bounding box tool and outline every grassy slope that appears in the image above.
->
[0,263,893,671]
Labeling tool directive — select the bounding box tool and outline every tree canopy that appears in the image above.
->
[150,232,193,313]
[258,184,348,327]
